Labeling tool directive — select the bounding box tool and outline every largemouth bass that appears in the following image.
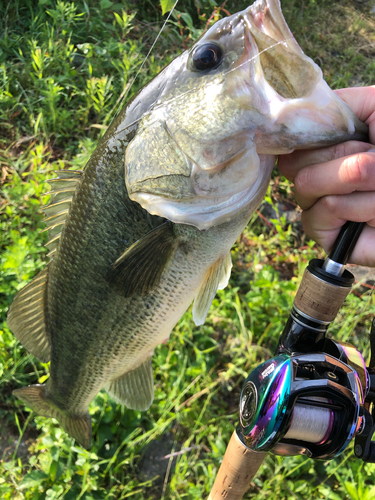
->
[8,0,367,449]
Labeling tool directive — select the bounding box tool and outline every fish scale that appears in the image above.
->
[45,133,238,416]
[9,0,368,449]
[49,136,253,413]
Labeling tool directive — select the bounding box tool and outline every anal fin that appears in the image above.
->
[13,384,91,449]
[7,267,51,362]
[108,221,177,298]
[105,356,154,411]
[193,251,232,326]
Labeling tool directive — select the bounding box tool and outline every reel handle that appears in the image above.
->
[208,429,266,500]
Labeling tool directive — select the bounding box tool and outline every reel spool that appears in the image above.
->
[239,340,368,459]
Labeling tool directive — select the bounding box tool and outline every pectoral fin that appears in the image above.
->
[108,222,177,297]
[217,251,233,290]
[105,356,154,411]
[193,252,232,326]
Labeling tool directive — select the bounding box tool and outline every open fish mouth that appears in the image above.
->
[125,0,368,230]
[241,0,323,101]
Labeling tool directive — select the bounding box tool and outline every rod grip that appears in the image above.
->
[208,430,266,500]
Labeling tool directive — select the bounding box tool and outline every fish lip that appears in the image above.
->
[349,130,369,143]
[239,0,369,144]
[241,0,297,48]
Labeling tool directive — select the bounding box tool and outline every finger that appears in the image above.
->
[335,87,375,145]
[278,141,374,182]
[293,150,375,210]
[348,224,375,266]
[304,222,375,268]
[301,191,375,266]
[335,86,375,124]
[302,191,375,231]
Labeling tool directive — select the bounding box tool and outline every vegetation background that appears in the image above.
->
[1,0,375,498]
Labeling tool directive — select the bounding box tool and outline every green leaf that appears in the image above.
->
[160,0,175,15]
[100,0,113,9]
[317,487,342,500]
[19,470,48,490]
[49,460,58,481]
[345,482,360,500]
[181,12,193,28]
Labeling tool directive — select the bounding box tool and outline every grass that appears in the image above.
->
[1,0,375,498]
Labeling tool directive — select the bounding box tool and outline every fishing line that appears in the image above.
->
[108,0,180,125]
[136,39,291,110]
[284,397,333,444]
[112,38,292,138]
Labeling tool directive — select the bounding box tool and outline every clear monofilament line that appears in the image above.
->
[112,38,292,138]
[108,0,180,126]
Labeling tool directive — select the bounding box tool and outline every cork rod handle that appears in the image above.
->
[208,430,266,500]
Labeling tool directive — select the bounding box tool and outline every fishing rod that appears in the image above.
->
[208,221,375,500]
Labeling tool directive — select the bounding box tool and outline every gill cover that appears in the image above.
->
[125,0,367,230]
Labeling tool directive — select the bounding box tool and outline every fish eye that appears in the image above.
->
[192,43,223,71]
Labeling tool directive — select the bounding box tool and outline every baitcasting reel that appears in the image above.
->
[239,222,375,462]
[240,338,375,461]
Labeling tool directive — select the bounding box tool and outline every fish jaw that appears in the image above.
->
[125,0,368,231]
[254,79,369,154]
[233,0,368,150]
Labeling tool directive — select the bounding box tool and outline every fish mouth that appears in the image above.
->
[240,0,322,100]
[242,0,305,63]
[238,0,368,144]
[127,0,368,232]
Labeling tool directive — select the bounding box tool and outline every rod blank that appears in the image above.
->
[327,221,365,265]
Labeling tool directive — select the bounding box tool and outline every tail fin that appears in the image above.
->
[13,385,92,449]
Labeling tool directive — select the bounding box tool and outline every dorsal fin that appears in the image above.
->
[7,169,84,362]
[41,170,83,260]
[7,267,51,362]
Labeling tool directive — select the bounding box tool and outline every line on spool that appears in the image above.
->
[284,397,334,444]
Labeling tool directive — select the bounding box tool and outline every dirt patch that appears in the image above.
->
[0,420,37,461]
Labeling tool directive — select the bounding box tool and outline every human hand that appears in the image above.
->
[278,86,375,267]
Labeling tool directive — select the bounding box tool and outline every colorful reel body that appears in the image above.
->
[239,341,367,459]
